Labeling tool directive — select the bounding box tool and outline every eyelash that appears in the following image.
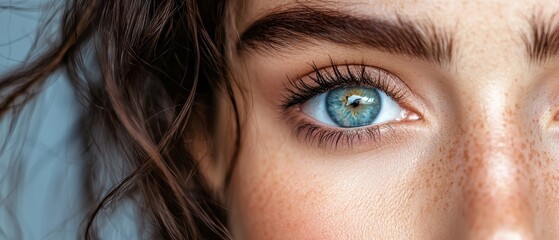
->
[280,61,410,148]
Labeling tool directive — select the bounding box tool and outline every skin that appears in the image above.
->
[213,0,559,239]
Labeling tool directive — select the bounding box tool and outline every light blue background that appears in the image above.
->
[0,0,94,239]
[0,1,84,239]
[0,2,141,239]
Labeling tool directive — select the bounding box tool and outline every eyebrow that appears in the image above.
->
[236,6,455,64]
[523,15,559,63]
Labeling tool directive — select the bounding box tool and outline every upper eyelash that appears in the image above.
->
[280,61,407,110]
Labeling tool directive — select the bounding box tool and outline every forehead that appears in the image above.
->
[236,0,558,28]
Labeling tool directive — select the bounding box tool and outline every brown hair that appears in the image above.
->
[0,0,238,239]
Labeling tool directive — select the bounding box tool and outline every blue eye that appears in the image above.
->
[301,86,404,128]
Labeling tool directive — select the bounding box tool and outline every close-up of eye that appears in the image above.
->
[280,63,421,147]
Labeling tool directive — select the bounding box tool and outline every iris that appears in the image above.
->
[326,87,382,128]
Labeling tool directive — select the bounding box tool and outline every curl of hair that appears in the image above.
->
[0,0,237,239]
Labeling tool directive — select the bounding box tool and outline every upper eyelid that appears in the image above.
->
[280,62,407,110]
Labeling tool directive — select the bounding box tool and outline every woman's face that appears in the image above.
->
[222,0,559,238]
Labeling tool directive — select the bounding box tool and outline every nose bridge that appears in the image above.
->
[458,96,536,239]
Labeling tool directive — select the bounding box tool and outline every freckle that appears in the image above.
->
[476,181,483,189]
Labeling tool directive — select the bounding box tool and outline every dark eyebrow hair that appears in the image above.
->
[236,6,455,64]
[523,14,559,63]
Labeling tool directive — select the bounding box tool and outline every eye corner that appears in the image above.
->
[398,109,422,122]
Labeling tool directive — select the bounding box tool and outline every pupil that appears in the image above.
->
[349,98,361,107]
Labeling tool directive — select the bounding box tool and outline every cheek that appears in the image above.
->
[226,119,452,239]
[228,147,350,239]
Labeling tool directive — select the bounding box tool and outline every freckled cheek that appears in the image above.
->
[227,147,430,239]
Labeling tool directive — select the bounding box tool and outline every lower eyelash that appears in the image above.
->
[292,120,396,149]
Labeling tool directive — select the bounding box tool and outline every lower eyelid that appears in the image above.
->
[290,119,393,149]
[283,99,423,150]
